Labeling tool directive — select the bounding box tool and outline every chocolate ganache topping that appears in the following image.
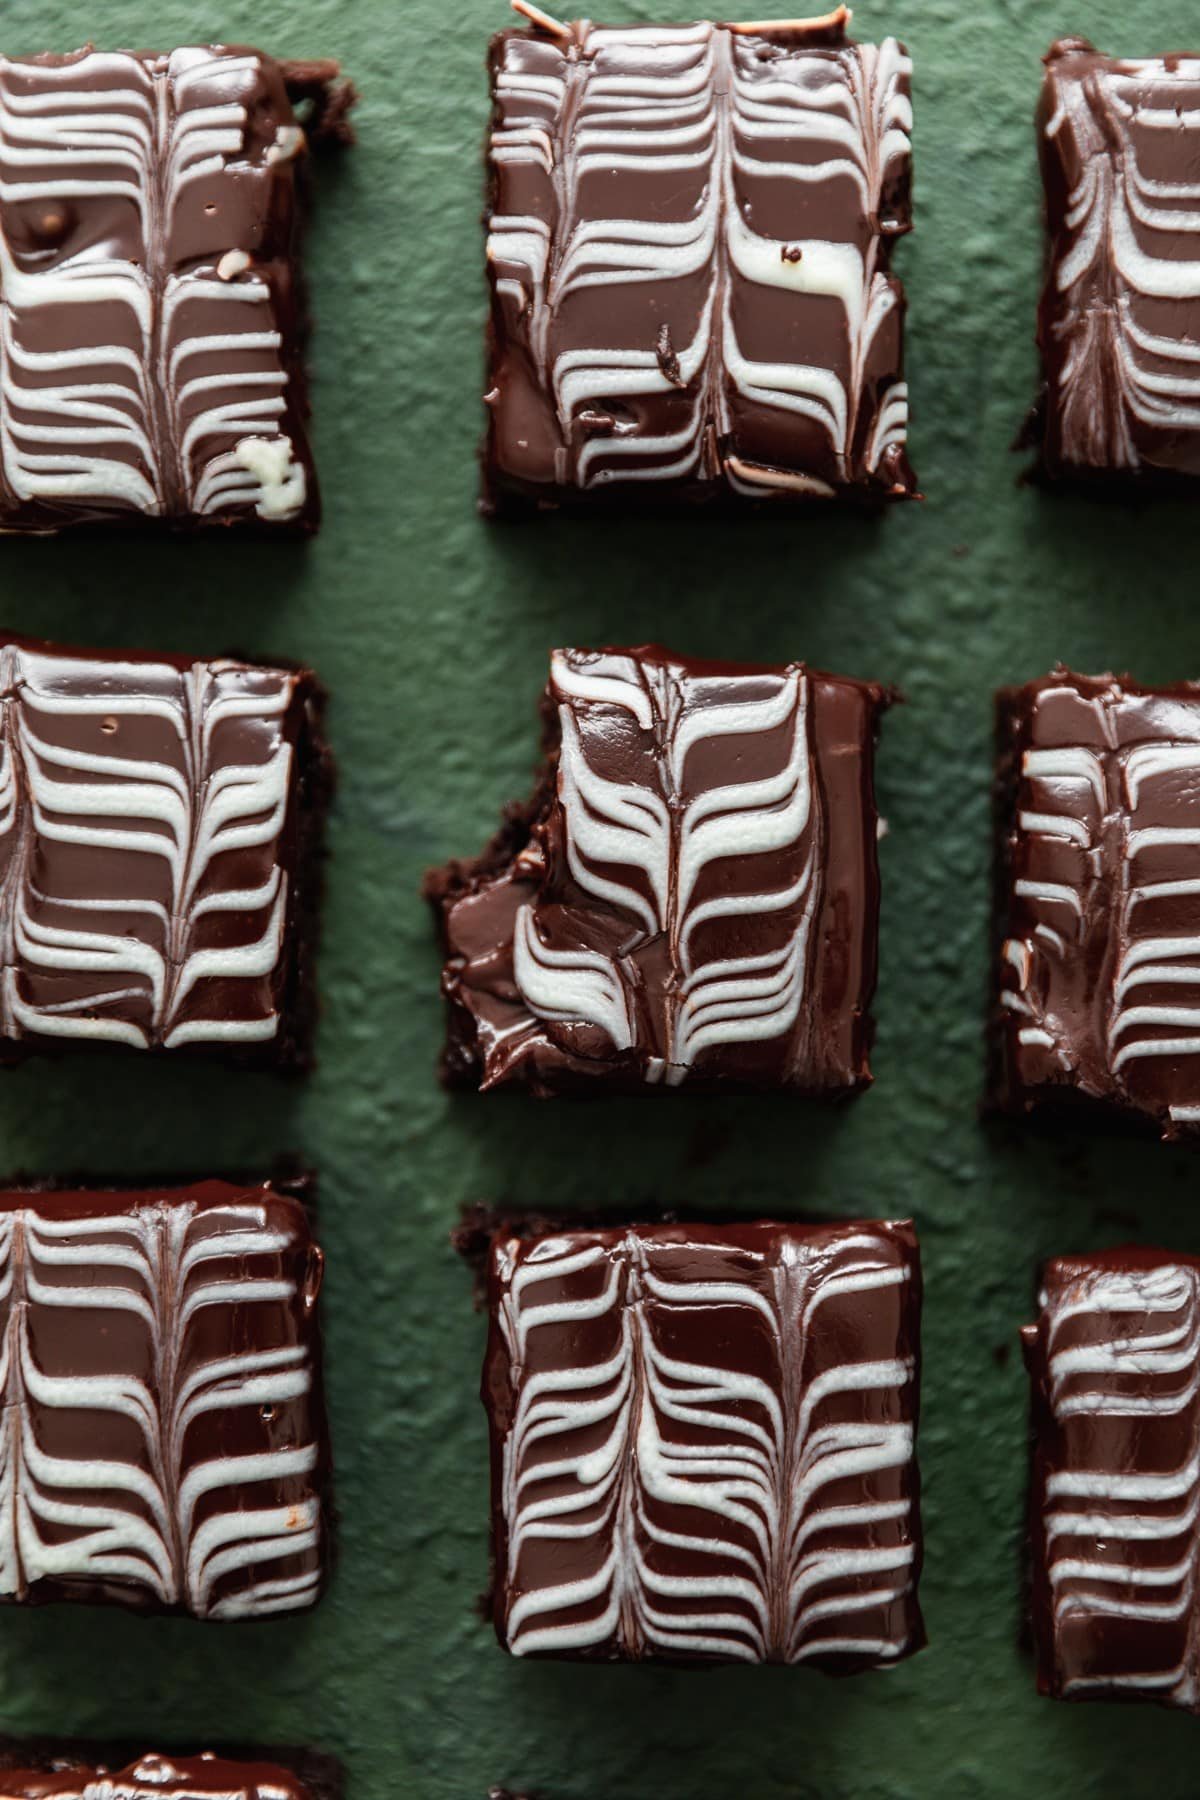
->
[0,46,330,530]
[995,668,1200,1138]
[484,5,916,509]
[0,1754,320,1800]
[1024,1248,1200,1709]
[1034,38,1200,483]
[428,644,890,1096]
[485,1218,924,1667]
[0,1181,328,1618]
[0,635,329,1064]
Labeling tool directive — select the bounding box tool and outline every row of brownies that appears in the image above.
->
[0,20,1192,534]
[484,11,1200,512]
[0,1176,1189,1713]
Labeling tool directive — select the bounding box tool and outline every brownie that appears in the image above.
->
[0,1750,340,1800]
[484,5,916,511]
[1032,38,1200,486]
[0,1180,329,1618]
[993,667,1200,1139]
[427,644,890,1096]
[0,634,331,1066]
[0,46,353,532]
[1023,1247,1200,1709]
[483,1217,924,1667]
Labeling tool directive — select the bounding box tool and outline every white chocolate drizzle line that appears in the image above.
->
[0,48,305,522]
[0,644,295,1051]
[514,650,818,1083]
[497,1227,918,1663]
[488,23,911,493]
[0,1198,321,1617]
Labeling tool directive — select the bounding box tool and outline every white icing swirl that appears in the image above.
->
[1003,709,1200,1110]
[1047,54,1200,469]
[0,49,305,522]
[1036,1260,1200,1702]
[0,1195,322,1617]
[0,643,298,1052]
[495,1226,919,1662]
[489,23,912,492]
[514,651,818,1083]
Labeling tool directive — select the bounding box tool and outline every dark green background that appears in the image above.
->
[0,0,1197,1794]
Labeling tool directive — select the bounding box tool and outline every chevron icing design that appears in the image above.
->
[1046,53,1200,470]
[1032,1258,1200,1705]
[0,47,305,522]
[489,18,911,494]
[0,1194,322,1618]
[0,643,297,1052]
[513,650,819,1085]
[1002,726,1200,1118]
[493,1225,920,1664]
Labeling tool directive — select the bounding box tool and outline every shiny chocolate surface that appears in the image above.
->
[0,1181,328,1618]
[431,643,888,1096]
[484,1217,924,1667]
[484,12,916,510]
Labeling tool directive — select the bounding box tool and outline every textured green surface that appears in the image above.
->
[3,0,1200,1795]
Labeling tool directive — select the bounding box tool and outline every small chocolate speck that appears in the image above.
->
[781,244,804,264]
[655,322,684,388]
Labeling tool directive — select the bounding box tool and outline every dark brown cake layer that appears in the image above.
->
[0,1180,330,1618]
[483,1216,924,1667]
[483,7,916,511]
[993,667,1200,1139]
[1031,38,1200,486]
[1024,1248,1200,1709]
[428,644,890,1096]
[0,633,331,1067]
[0,46,352,533]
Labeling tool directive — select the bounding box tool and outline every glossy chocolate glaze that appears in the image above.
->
[994,667,1200,1139]
[0,1753,317,1800]
[0,46,343,532]
[484,1217,924,1667]
[0,1181,329,1618]
[428,644,889,1096]
[0,634,330,1066]
[1033,38,1200,485]
[484,9,916,512]
[1024,1248,1200,1709]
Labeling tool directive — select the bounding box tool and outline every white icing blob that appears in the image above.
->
[234,434,308,521]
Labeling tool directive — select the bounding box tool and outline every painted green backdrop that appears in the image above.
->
[0,0,1197,1794]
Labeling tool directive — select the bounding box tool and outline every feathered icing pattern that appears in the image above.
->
[0,645,295,1051]
[488,22,911,494]
[0,48,305,522]
[0,1197,321,1617]
[496,1228,918,1663]
[1037,1261,1200,1703]
[1002,717,1200,1119]
[1047,54,1200,470]
[513,650,818,1085]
